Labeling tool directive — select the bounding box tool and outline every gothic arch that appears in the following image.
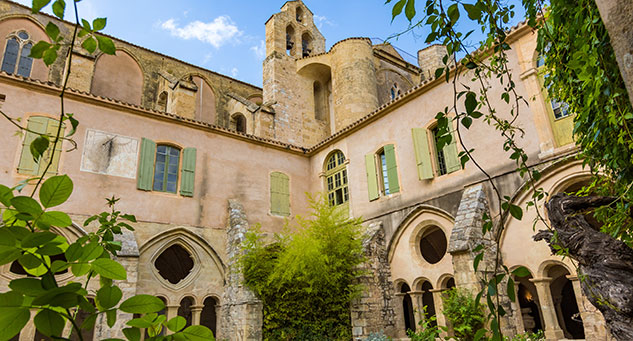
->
[91,48,144,105]
[0,15,51,81]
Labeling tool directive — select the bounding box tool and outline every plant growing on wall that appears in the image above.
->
[387,0,633,339]
[0,1,215,340]
[241,195,365,340]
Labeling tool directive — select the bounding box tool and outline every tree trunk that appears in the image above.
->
[534,193,633,340]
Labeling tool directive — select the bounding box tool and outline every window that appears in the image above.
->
[313,81,327,121]
[270,172,290,216]
[154,244,194,285]
[390,83,402,100]
[1,30,34,77]
[17,116,64,176]
[365,145,400,201]
[301,33,312,58]
[137,138,197,197]
[230,113,247,133]
[418,225,447,264]
[324,151,349,207]
[536,54,574,147]
[286,25,295,56]
[157,91,168,112]
[411,127,460,180]
[537,55,571,120]
[296,7,304,22]
[201,297,218,337]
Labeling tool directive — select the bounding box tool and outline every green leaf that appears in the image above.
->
[106,308,117,328]
[29,41,51,58]
[65,242,83,262]
[64,113,79,137]
[0,308,29,341]
[45,22,60,41]
[465,61,477,69]
[474,328,487,341]
[82,37,97,53]
[447,4,460,24]
[34,309,65,336]
[40,175,73,208]
[91,258,127,280]
[391,0,406,21]
[463,3,481,20]
[0,291,25,310]
[32,0,52,13]
[123,327,141,341]
[181,325,215,341]
[30,135,49,162]
[9,278,45,296]
[122,214,137,222]
[473,251,483,271]
[81,243,104,261]
[404,0,416,21]
[0,185,14,207]
[43,46,58,66]
[96,35,116,55]
[507,277,516,302]
[51,0,65,19]
[97,285,122,310]
[39,211,72,228]
[93,17,107,31]
[71,262,91,277]
[511,266,531,278]
[509,204,523,220]
[166,316,187,333]
[22,231,57,248]
[126,317,154,328]
[0,248,21,266]
[119,295,165,314]
[12,196,43,217]
[465,92,477,114]
[461,116,472,129]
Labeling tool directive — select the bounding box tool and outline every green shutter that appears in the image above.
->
[270,172,290,216]
[412,128,434,180]
[137,138,156,191]
[444,129,461,173]
[180,147,197,197]
[384,144,400,194]
[17,116,47,175]
[42,119,63,175]
[365,154,379,201]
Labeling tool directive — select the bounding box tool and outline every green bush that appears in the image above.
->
[241,194,365,340]
[507,330,545,341]
[407,307,442,341]
[442,288,486,341]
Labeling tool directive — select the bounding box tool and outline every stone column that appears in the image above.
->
[530,278,564,340]
[191,305,204,325]
[409,290,424,328]
[511,281,526,333]
[430,289,449,338]
[394,293,407,338]
[566,275,609,340]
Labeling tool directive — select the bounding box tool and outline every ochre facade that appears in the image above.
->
[0,0,610,340]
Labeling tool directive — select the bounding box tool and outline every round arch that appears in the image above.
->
[92,48,144,105]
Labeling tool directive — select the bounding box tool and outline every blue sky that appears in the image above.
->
[14,0,524,87]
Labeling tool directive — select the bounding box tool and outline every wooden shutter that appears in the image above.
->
[412,128,434,180]
[42,119,63,175]
[270,172,290,216]
[444,129,461,173]
[180,148,197,197]
[384,144,400,194]
[365,154,379,201]
[137,138,156,191]
[17,116,47,175]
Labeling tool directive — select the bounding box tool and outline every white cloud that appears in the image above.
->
[160,16,241,48]
[231,67,239,78]
[250,40,266,59]
[314,15,335,29]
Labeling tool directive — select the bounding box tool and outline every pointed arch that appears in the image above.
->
[92,49,144,105]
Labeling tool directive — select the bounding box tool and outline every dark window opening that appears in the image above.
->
[157,91,168,112]
[301,33,312,58]
[419,226,447,264]
[178,297,194,328]
[432,127,447,176]
[400,283,415,333]
[201,297,218,337]
[154,244,194,285]
[286,25,295,55]
[153,145,180,193]
[2,31,34,77]
[296,7,304,22]
[230,113,247,133]
[421,281,437,328]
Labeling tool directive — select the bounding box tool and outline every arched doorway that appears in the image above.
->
[201,297,218,337]
[421,281,437,328]
[515,272,544,333]
[548,265,584,339]
[400,283,415,332]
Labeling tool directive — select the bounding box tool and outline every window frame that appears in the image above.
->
[17,115,65,176]
[430,125,448,176]
[375,147,390,196]
[2,30,35,77]
[152,143,182,194]
[324,150,349,207]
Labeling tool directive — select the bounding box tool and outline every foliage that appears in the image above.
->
[0,1,215,340]
[406,306,442,341]
[537,0,633,244]
[506,330,544,341]
[441,288,486,341]
[241,194,365,340]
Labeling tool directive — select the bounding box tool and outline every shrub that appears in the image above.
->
[407,306,442,341]
[241,194,365,340]
[442,288,486,341]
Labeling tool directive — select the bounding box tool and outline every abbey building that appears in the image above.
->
[0,0,609,339]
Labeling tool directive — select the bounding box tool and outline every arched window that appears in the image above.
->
[230,113,247,133]
[390,83,402,100]
[178,296,195,328]
[418,225,447,264]
[421,281,437,327]
[153,145,180,193]
[313,81,327,120]
[324,151,349,207]
[400,283,415,333]
[301,33,312,58]
[286,25,295,56]
[157,91,168,112]
[201,297,218,337]
[2,30,34,77]
[154,244,194,285]
[296,7,304,22]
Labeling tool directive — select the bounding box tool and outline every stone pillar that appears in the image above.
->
[393,293,407,338]
[430,289,449,339]
[349,221,397,340]
[530,278,565,340]
[409,291,425,327]
[218,200,263,341]
[567,275,609,340]
[191,305,204,325]
[511,282,526,333]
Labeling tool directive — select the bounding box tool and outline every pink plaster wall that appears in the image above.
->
[91,50,143,105]
[192,76,216,124]
[0,17,50,81]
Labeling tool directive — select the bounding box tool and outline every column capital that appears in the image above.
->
[566,274,579,281]
[395,292,407,297]
[191,305,204,312]
[408,290,424,297]
[429,288,447,293]
[529,277,553,284]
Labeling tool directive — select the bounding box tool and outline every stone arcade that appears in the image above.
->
[0,0,610,339]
